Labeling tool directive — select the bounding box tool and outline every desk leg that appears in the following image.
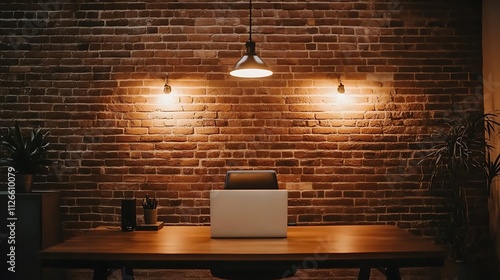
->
[93,267,111,280]
[358,266,371,280]
[386,266,401,280]
[121,267,135,280]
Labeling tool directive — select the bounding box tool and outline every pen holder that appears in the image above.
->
[144,208,158,224]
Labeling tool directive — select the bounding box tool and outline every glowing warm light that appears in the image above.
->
[157,92,177,104]
[164,84,172,94]
[230,0,272,79]
[230,68,273,78]
[333,91,352,104]
[230,41,273,78]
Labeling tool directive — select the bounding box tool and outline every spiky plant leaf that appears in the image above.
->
[0,122,52,173]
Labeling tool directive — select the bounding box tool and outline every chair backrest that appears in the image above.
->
[224,170,278,189]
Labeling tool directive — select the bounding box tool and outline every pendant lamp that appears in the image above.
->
[230,0,272,78]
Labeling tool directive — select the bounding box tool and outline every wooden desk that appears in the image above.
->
[41,225,445,280]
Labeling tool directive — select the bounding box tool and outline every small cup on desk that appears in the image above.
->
[142,194,159,224]
[144,208,158,224]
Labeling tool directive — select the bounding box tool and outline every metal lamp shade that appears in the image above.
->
[230,41,272,78]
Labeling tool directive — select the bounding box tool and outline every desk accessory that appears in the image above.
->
[136,221,164,231]
[121,199,136,231]
[142,194,158,224]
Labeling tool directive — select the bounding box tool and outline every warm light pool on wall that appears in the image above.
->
[229,0,273,78]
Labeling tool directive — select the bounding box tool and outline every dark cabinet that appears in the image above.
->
[1,191,62,280]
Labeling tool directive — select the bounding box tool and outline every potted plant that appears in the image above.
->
[142,194,158,224]
[0,121,53,193]
[420,113,500,277]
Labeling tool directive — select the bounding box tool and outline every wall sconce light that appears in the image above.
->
[337,82,345,94]
[163,74,172,94]
[337,80,345,94]
[229,0,272,78]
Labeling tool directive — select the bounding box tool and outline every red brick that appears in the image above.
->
[0,2,486,279]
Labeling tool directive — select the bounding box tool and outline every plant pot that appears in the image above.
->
[16,173,33,193]
[144,209,158,224]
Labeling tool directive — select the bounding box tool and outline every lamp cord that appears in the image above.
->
[249,0,252,41]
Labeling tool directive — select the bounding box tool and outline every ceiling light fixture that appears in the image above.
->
[229,0,272,78]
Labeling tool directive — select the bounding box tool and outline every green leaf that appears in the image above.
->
[0,121,52,173]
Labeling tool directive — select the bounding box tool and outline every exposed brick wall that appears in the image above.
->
[0,0,483,279]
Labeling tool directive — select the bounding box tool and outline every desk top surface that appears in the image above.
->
[41,225,445,264]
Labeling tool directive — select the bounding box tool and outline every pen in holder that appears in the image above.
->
[142,194,158,224]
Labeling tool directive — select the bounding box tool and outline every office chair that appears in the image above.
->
[209,170,297,280]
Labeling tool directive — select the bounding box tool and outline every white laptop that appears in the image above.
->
[210,189,288,238]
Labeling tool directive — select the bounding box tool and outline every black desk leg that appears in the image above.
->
[121,267,135,280]
[358,266,371,280]
[93,267,111,280]
[386,266,401,280]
